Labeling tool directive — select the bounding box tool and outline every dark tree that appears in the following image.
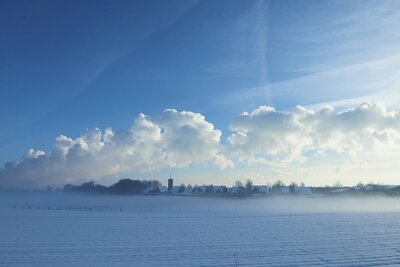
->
[271,180,285,193]
[289,182,298,194]
[245,179,253,194]
[108,179,148,195]
[235,180,243,187]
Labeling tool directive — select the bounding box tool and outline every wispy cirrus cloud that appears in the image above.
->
[214,0,400,112]
[223,53,400,111]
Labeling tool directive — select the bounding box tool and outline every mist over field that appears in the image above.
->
[2,193,400,215]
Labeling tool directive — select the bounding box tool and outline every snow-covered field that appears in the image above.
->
[1,194,400,266]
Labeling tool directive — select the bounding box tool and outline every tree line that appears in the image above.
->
[63,179,162,195]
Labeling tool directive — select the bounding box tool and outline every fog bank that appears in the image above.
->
[1,193,400,216]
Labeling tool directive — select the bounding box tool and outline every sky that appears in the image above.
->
[1,0,400,189]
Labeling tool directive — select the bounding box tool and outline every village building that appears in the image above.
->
[144,185,168,195]
[213,186,228,194]
[252,185,269,195]
[229,186,245,195]
[171,185,185,194]
[294,186,313,195]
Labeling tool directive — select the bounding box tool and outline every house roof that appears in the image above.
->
[171,186,182,193]
[197,185,209,193]
[330,187,354,193]
[143,187,153,194]
[294,187,312,194]
[213,186,227,192]
[158,186,168,193]
[252,185,268,193]
[182,187,194,194]
[229,186,244,194]
[279,186,290,194]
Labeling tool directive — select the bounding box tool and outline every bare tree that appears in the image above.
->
[150,180,161,188]
[272,180,285,193]
[245,179,253,194]
[235,180,243,187]
[333,181,342,188]
[289,182,298,194]
[208,185,214,193]
[273,180,285,187]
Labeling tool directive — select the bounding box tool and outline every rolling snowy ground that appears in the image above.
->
[1,194,400,266]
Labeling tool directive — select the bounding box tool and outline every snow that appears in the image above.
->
[330,188,354,193]
[159,186,168,193]
[1,193,400,266]
[143,187,153,194]
[197,185,209,193]
[171,186,182,194]
[279,186,291,194]
[144,185,168,194]
[294,186,312,195]
[182,187,194,195]
[252,185,268,194]
[229,186,245,194]
[212,186,227,193]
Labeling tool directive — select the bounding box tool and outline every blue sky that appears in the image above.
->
[1,0,400,188]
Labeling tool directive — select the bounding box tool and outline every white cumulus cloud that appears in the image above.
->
[227,102,400,163]
[0,109,231,189]
[1,103,400,189]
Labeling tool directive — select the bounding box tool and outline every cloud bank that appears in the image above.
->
[228,102,400,162]
[0,109,231,189]
[1,103,400,189]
